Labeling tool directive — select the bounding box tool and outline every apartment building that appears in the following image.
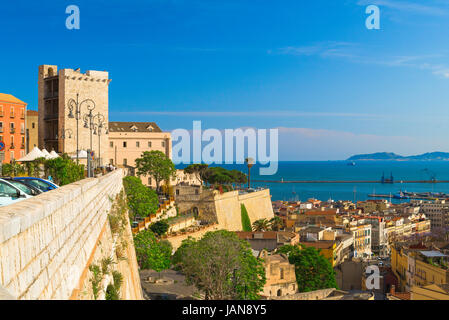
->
[417,200,449,230]
[0,93,27,162]
[348,221,372,259]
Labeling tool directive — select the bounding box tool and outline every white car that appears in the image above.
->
[0,178,32,207]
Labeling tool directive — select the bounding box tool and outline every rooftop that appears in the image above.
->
[109,121,162,133]
[0,93,26,105]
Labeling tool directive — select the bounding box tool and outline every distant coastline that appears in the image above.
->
[347,152,449,161]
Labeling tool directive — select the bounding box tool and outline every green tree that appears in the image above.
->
[123,176,158,219]
[135,150,176,192]
[44,154,84,185]
[150,220,170,237]
[183,164,209,185]
[173,230,266,300]
[241,204,252,232]
[277,244,338,292]
[269,216,285,231]
[252,219,270,232]
[133,229,172,275]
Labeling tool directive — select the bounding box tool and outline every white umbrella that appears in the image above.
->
[49,150,60,159]
[70,150,88,159]
[41,149,51,159]
[17,147,46,162]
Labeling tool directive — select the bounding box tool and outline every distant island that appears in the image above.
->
[347,152,449,161]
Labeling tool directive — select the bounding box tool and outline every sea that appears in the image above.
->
[176,161,449,203]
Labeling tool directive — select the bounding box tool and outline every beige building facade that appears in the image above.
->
[259,250,297,297]
[38,65,110,162]
[107,121,172,188]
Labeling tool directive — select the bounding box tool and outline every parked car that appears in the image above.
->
[13,177,59,192]
[1,177,42,196]
[0,178,32,207]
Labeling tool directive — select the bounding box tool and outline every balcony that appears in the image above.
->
[20,114,25,120]
[20,144,25,149]
[10,114,14,119]
[10,128,15,134]
[20,130,25,135]
[0,112,3,117]
[10,144,15,149]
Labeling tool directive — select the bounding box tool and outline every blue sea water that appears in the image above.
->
[176,161,449,203]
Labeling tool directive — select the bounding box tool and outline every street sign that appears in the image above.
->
[0,142,5,152]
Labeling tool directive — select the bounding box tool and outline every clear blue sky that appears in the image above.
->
[1,0,449,160]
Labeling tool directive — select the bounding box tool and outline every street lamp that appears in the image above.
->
[67,93,96,164]
[245,157,255,189]
[92,114,108,167]
[60,127,73,154]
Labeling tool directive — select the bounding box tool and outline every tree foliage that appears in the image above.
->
[133,229,172,272]
[183,164,209,185]
[150,220,170,237]
[135,150,176,192]
[252,219,271,232]
[44,154,84,185]
[123,176,158,219]
[203,166,247,186]
[241,204,252,232]
[277,244,338,292]
[172,230,266,300]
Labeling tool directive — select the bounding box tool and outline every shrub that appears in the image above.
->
[241,204,252,231]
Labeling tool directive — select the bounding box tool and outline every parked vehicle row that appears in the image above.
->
[0,177,59,207]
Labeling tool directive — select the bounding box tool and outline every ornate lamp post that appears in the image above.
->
[60,127,73,154]
[92,113,108,167]
[245,157,255,189]
[67,94,96,164]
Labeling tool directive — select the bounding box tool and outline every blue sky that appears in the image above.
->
[2,0,449,160]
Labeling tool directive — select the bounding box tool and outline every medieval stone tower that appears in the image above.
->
[38,65,111,164]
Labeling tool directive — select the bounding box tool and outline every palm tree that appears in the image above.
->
[252,219,270,232]
[269,216,285,231]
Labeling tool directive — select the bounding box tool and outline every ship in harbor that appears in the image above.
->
[381,172,394,184]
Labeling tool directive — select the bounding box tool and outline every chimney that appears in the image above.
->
[390,285,395,295]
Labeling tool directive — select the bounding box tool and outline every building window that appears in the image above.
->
[148,177,152,185]
[110,141,113,147]
[0,136,3,142]
[10,123,14,133]
[10,107,14,118]
[0,122,3,133]
[32,122,35,129]
[123,141,127,148]
[148,141,152,148]
[123,158,127,165]
[10,151,14,160]
[110,159,114,165]
[162,141,165,147]
[136,141,140,148]
[20,108,24,119]
[280,268,284,280]
[11,136,14,146]
[0,105,3,117]
[21,123,24,134]
[20,150,24,157]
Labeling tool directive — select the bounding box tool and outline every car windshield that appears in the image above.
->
[18,179,50,192]
[8,181,34,195]
[0,181,19,197]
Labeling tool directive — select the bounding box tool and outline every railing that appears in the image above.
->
[20,144,25,149]
[10,144,14,149]
[10,128,15,134]
[0,112,3,117]
[10,114,14,118]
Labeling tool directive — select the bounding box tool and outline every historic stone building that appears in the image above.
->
[259,250,297,297]
[26,110,38,153]
[38,65,111,163]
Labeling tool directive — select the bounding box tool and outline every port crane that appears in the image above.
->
[421,169,437,183]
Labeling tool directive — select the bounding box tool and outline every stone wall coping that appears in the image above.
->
[0,169,123,244]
